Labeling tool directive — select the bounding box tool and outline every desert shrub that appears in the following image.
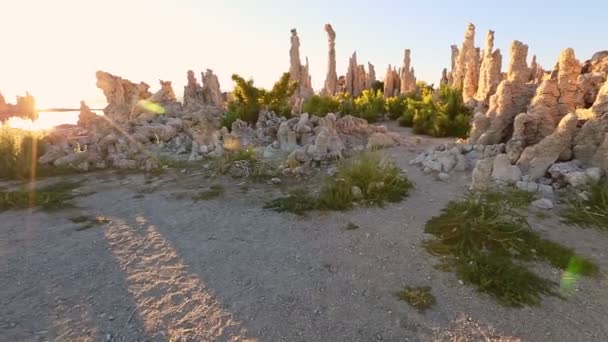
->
[386,95,408,120]
[223,73,297,128]
[561,181,608,231]
[266,152,413,214]
[0,126,52,180]
[424,190,598,307]
[302,95,340,116]
[334,92,356,115]
[352,89,385,122]
[398,85,471,138]
[0,181,82,212]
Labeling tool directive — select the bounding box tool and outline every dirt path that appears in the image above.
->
[2,128,608,341]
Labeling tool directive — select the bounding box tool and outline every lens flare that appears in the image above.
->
[560,256,585,296]
[137,100,166,115]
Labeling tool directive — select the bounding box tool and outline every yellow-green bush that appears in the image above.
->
[352,89,385,122]
[302,95,340,116]
[399,85,471,138]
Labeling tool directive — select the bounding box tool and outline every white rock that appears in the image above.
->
[585,167,603,184]
[565,171,589,188]
[471,158,495,191]
[438,173,450,181]
[271,178,282,185]
[538,184,554,196]
[491,154,522,184]
[532,198,554,210]
[516,181,539,192]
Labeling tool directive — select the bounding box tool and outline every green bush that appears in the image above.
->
[223,73,297,128]
[265,152,413,214]
[302,95,340,116]
[398,85,471,138]
[424,190,598,307]
[386,95,407,120]
[353,89,385,123]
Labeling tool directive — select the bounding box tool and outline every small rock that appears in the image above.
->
[585,167,603,184]
[271,178,282,185]
[351,186,363,199]
[532,198,554,210]
[538,184,554,196]
[438,172,450,181]
[516,181,538,192]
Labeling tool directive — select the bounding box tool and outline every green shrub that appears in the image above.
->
[223,73,297,128]
[353,89,385,122]
[398,85,471,138]
[424,190,598,307]
[386,95,407,120]
[302,95,340,116]
[334,92,356,115]
[561,181,608,231]
[265,152,413,214]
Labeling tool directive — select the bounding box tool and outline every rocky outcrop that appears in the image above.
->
[78,101,99,128]
[96,70,152,121]
[469,41,535,145]
[573,78,608,163]
[321,24,338,96]
[452,23,478,101]
[289,29,314,100]
[383,65,400,98]
[516,113,578,180]
[399,49,416,94]
[0,91,38,121]
[345,52,368,96]
[556,48,583,118]
[202,69,223,108]
[183,70,205,110]
[475,30,502,104]
[366,62,377,90]
[440,68,449,87]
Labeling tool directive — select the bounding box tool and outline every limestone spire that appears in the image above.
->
[321,24,338,96]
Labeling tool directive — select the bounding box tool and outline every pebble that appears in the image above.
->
[271,178,282,185]
[532,198,554,210]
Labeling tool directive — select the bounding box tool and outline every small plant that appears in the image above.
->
[561,181,608,231]
[396,286,436,312]
[263,189,318,215]
[194,185,225,201]
[353,89,385,122]
[0,181,82,212]
[424,190,598,307]
[345,222,360,230]
[265,152,413,214]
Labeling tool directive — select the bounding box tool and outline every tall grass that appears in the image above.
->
[0,126,44,180]
[561,182,608,231]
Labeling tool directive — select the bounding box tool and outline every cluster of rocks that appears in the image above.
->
[38,66,401,175]
[0,90,37,122]
[384,49,417,98]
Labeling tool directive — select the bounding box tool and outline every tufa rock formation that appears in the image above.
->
[289,29,314,100]
[451,23,478,96]
[383,65,400,98]
[95,70,152,121]
[321,24,338,96]
[183,69,225,110]
[475,30,502,104]
[366,62,377,90]
[399,49,416,94]
[0,90,38,122]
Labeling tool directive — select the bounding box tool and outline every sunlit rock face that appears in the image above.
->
[399,49,416,94]
[289,29,314,101]
[451,23,479,103]
[475,30,502,104]
[383,65,400,98]
[321,24,338,96]
[95,70,152,121]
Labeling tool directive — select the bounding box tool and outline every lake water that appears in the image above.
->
[6,110,103,130]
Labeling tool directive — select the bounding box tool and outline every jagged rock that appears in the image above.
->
[148,80,177,105]
[573,78,608,163]
[440,68,449,87]
[592,133,608,172]
[77,101,99,127]
[96,70,151,120]
[451,23,479,103]
[471,158,495,191]
[476,30,502,104]
[491,154,521,184]
[202,69,224,108]
[366,62,377,90]
[470,41,535,145]
[383,65,400,98]
[183,70,204,110]
[516,113,578,180]
[321,24,338,96]
[400,49,416,94]
[556,48,583,117]
[289,29,314,100]
[345,52,367,96]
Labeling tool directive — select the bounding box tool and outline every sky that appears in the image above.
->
[1,0,607,108]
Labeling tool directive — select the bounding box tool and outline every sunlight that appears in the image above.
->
[6,111,80,131]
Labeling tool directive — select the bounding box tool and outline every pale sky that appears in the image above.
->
[1,0,606,108]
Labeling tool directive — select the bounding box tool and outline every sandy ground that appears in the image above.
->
[1,127,608,341]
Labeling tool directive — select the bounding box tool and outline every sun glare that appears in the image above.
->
[6,111,81,131]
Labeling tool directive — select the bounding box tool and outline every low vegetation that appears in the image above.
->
[0,181,82,212]
[561,181,608,231]
[264,152,413,214]
[396,286,436,312]
[424,190,598,307]
[223,73,298,128]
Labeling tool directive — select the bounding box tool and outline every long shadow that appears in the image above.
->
[102,215,255,341]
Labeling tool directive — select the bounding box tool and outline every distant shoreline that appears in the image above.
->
[38,108,104,112]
